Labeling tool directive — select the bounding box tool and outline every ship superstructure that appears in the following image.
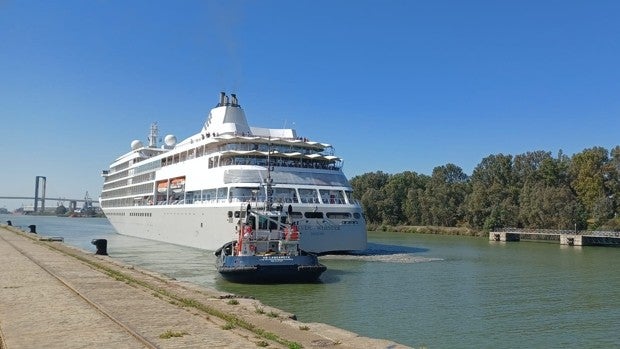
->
[100,92,367,253]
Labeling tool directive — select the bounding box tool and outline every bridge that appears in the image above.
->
[0,196,99,213]
[0,196,93,203]
[1,175,97,213]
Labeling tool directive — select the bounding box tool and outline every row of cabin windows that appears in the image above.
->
[157,140,339,171]
[185,187,353,205]
[101,187,356,208]
[229,210,361,221]
[104,140,335,179]
[159,153,339,171]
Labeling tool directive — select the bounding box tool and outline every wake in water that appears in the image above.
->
[319,242,443,264]
[320,253,442,263]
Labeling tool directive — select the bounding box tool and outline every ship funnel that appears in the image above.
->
[203,92,251,136]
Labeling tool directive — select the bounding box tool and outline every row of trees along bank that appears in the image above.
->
[350,146,620,234]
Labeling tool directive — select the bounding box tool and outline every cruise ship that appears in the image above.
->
[100,92,367,253]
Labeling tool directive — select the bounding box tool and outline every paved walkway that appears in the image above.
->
[0,225,409,349]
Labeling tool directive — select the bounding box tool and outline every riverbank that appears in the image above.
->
[369,224,484,237]
[0,224,409,349]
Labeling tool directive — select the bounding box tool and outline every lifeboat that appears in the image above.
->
[157,181,168,193]
[170,177,185,193]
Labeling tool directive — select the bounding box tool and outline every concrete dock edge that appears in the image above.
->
[0,225,409,349]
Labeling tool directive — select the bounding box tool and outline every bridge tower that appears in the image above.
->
[34,176,47,213]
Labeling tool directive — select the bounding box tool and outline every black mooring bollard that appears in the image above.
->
[28,224,37,234]
[6,220,12,226]
[91,239,108,255]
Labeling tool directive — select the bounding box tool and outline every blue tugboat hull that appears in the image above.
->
[217,254,326,284]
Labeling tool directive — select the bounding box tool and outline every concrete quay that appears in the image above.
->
[0,225,409,349]
[489,229,620,246]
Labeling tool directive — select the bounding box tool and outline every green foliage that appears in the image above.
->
[221,322,235,330]
[55,205,67,215]
[354,146,620,231]
[159,330,188,339]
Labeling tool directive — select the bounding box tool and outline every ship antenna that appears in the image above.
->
[148,122,159,147]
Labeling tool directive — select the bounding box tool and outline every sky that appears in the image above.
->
[1,0,619,210]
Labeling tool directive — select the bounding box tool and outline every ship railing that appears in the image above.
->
[300,197,321,204]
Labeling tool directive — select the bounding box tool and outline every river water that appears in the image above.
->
[2,214,619,348]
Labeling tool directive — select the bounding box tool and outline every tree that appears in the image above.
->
[465,154,518,229]
[569,147,609,226]
[424,164,469,226]
[55,205,67,216]
[519,181,583,229]
[350,171,390,224]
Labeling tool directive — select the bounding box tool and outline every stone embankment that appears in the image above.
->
[0,225,409,349]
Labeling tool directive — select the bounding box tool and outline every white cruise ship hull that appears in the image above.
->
[104,204,366,253]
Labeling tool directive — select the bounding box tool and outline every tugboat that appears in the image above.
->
[215,204,327,283]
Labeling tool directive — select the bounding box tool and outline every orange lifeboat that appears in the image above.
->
[170,177,185,193]
[157,181,168,193]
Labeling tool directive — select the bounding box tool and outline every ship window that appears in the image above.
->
[345,190,355,204]
[299,188,319,204]
[353,212,361,219]
[289,212,303,219]
[273,188,298,203]
[320,189,345,204]
[327,212,351,219]
[216,187,228,202]
[230,187,259,202]
[202,189,216,202]
[304,211,323,219]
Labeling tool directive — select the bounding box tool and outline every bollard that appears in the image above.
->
[28,224,37,234]
[91,239,108,255]
[6,220,12,226]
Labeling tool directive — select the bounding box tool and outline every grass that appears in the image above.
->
[227,299,239,305]
[221,322,236,330]
[33,240,303,349]
[159,330,188,339]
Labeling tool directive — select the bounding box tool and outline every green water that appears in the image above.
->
[4,215,619,348]
[217,232,620,348]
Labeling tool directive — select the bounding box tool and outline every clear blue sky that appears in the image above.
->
[1,0,619,210]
